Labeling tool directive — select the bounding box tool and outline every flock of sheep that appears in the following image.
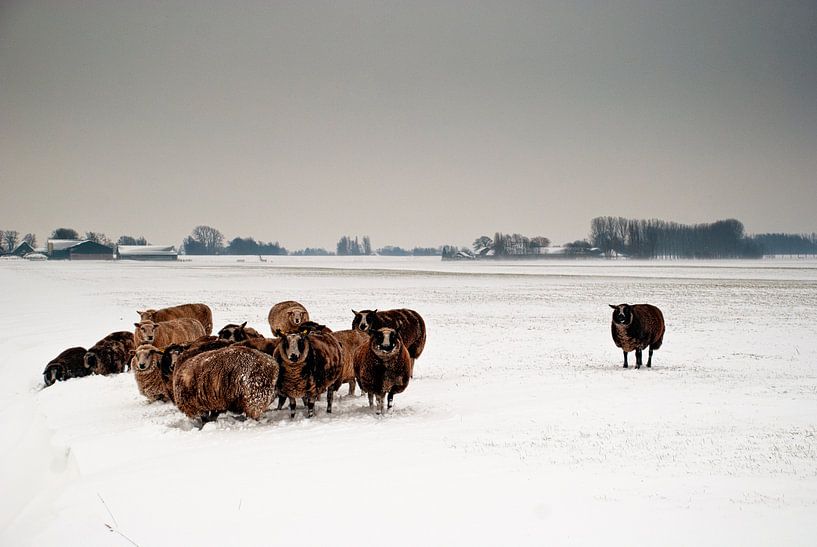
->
[42,301,427,424]
[41,299,667,425]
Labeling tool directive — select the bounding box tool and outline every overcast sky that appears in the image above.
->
[1,1,815,249]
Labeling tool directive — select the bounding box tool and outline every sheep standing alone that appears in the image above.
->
[133,318,206,349]
[352,308,426,376]
[331,329,369,396]
[609,303,666,369]
[43,347,90,387]
[84,331,135,375]
[354,327,412,415]
[137,303,213,336]
[217,322,265,342]
[172,346,279,424]
[267,301,309,337]
[132,344,173,402]
[273,330,342,418]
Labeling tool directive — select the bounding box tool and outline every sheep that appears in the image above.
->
[273,330,342,418]
[159,337,234,382]
[133,318,206,349]
[84,331,135,375]
[132,344,174,402]
[43,346,90,387]
[137,303,213,335]
[217,322,265,342]
[354,327,412,415]
[331,329,369,396]
[267,300,309,337]
[172,346,279,425]
[609,303,666,369]
[352,308,426,376]
[233,336,280,356]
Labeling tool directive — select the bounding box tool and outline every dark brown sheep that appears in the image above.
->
[137,303,213,335]
[331,329,369,396]
[354,327,412,415]
[352,308,426,375]
[268,300,310,337]
[273,330,342,418]
[132,344,174,402]
[84,331,135,375]
[233,336,280,356]
[217,322,265,342]
[173,346,279,424]
[159,337,234,381]
[609,303,666,369]
[133,318,206,349]
[43,347,90,387]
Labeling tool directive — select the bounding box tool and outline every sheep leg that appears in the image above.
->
[367,392,374,408]
[635,349,643,369]
[647,347,653,368]
[347,380,356,397]
[387,391,394,410]
[326,389,334,413]
[622,351,628,368]
[289,397,297,418]
[375,395,384,415]
[276,396,287,411]
[306,396,315,418]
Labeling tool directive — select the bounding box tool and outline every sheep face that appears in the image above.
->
[134,345,162,372]
[83,351,99,371]
[43,364,65,386]
[134,320,159,343]
[137,309,156,321]
[372,328,402,358]
[609,304,633,326]
[289,310,306,327]
[280,333,308,363]
[352,309,378,333]
[218,322,247,342]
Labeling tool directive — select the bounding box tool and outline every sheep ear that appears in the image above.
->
[134,323,141,328]
[274,329,283,337]
[137,310,144,315]
[608,304,617,309]
[351,309,357,315]
[240,321,247,329]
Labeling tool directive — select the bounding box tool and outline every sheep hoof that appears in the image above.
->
[623,364,628,368]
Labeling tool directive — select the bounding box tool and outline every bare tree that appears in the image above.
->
[85,232,112,246]
[51,227,80,240]
[3,230,19,251]
[23,233,37,248]
[190,225,224,255]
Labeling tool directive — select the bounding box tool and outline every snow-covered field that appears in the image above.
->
[1,256,816,546]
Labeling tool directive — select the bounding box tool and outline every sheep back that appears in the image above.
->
[85,331,135,375]
[134,318,207,349]
[138,303,213,335]
[173,347,278,420]
[267,300,310,337]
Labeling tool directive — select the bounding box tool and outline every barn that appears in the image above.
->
[48,240,115,260]
[117,245,178,261]
[11,242,35,257]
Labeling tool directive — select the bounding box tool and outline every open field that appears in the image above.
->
[1,257,816,545]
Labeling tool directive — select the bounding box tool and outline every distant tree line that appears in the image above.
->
[336,235,372,256]
[589,217,764,258]
[751,233,817,256]
[470,233,551,257]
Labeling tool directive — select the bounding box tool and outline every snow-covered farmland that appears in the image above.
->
[1,257,816,545]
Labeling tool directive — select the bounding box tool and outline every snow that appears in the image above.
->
[1,257,816,546]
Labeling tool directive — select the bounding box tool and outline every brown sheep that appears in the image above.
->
[273,330,342,418]
[354,327,412,415]
[137,303,213,335]
[132,344,173,402]
[172,346,279,425]
[159,337,234,383]
[133,318,206,349]
[233,336,280,356]
[43,347,90,387]
[352,308,426,376]
[84,331,135,375]
[267,300,310,337]
[217,322,265,342]
[609,303,666,369]
[331,329,369,396]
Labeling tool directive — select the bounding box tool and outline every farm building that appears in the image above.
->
[10,242,35,257]
[117,245,178,261]
[47,240,114,260]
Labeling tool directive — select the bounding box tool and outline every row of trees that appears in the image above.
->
[752,233,817,256]
[589,217,764,258]
[472,233,551,256]
[0,228,148,253]
[336,235,372,256]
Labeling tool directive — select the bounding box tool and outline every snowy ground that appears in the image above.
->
[1,256,816,546]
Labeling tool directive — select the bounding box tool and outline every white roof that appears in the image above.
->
[118,245,177,256]
[48,239,85,251]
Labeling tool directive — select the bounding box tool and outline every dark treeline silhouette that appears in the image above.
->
[226,237,287,255]
[589,217,763,258]
[751,233,817,256]
[336,235,372,256]
[377,245,442,256]
[292,248,332,256]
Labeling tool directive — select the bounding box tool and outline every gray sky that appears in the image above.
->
[1,1,816,250]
